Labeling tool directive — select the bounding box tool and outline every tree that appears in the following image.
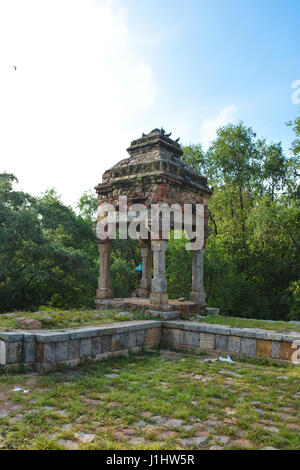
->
[182,144,206,175]
[286,113,300,199]
[206,122,262,189]
[194,121,299,320]
[205,123,263,276]
[77,190,140,298]
[77,190,98,222]
[287,113,300,163]
[0,174,98,312]
[258,140,287,200]
[166,233,192,299]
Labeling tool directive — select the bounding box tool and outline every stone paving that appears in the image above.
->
[0,350,299,450]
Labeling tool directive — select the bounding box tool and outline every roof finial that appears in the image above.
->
[161,127,172,137]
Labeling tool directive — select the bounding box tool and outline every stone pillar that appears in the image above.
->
[139,240,152,298]
[189,249,206,306]
[149,240,168,306]
[96,240,114,299]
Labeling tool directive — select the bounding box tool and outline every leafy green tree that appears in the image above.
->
[0,174,98,312]
[245,196,299,319]
[288,281,300,320]
[166,233,192,299]
[286,113,300,200]
[258,140,287,200]
[198,122,299,319]
[206,122,262,188]
[111,257,139,298]
[0,173,42,310]
[77,190,141,298]
[205,123,263,276]
[182,144,206,175]
[287,112,300,161]
[77,190,98,222]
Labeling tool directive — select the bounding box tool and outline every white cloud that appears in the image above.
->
[291,80,300,105]
[0,0,156,206]
[199,105,239,151]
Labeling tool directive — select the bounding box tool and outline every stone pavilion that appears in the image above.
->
[94,128,213,317]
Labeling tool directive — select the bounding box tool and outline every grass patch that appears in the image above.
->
[0,307,147,330]
[0,349,299,450]
[1,309,299,334]
[197,315,300,333]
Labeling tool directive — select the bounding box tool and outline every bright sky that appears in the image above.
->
[0,0,299,206]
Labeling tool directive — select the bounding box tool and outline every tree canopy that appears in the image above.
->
[0,115,299,320]
[181,119,299,320]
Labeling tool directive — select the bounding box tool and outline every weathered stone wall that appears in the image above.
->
[0,321,298,371]
[0,321,162,372]
[163,321,300,363]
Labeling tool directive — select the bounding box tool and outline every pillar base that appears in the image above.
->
[96,288,114,300]
[189,290,206,306]
[139,288,151,298]
[149,291,169,306]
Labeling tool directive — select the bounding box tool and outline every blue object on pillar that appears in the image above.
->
[135,263,143,272]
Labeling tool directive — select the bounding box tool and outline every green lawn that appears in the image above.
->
[0,349,299,450]
[197,315,300,333]
[1,309,299,333]
[0,308,144,331]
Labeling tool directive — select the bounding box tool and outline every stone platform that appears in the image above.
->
[94,129,213,315]
[95,297,206,317]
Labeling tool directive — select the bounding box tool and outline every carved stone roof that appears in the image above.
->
[96,129,212,196]
[127,128,183,159]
